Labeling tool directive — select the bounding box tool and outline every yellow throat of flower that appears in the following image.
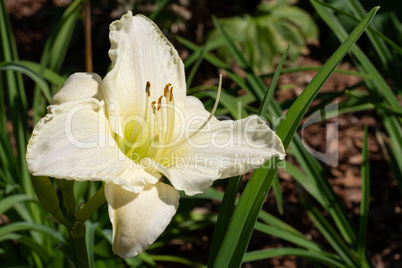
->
[119,81,177,165]
[117,75,222,167]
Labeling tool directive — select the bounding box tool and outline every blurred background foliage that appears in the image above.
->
[208,0,319,73]
[1,0,401,267]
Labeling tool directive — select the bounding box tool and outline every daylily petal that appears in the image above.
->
[27,74,158,193]
[103,11,186,137]
[105,182,179,258]
[51,73,104,105]
[182,114,286,177]
[142,158,219,196]
[26,11,287,260]
[181,96,216,125]
[152,97,286,196]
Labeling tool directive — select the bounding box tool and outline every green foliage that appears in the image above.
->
[208,0,318,73]
[180,0,400,266]
[207,7,378,267]
[311,0,402,190]
[0,0,401,267]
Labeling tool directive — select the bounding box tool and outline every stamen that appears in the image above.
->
[169,86,174,102]
[157,96,163,111]
[125,81,153,158]
[151,101,156,114]
[164,88,173,148]
[164,83,171,97]
[146,81,151,97]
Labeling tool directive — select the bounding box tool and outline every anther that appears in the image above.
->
[145,81,151,97]
[169,87,173,102]
[157,96,163,111]
[151,101,156,114]
[164,83,171,97]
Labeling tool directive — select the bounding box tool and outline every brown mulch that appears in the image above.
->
[256,56,402,268]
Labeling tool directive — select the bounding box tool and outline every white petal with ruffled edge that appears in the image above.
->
[150,97,286,196]
[103,11,186,137]
[26,11,287,260]
[26,74,158,193]
[105,182,179,257]
[51,73,104,105]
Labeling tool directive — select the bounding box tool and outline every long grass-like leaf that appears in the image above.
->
[0,0,42,239]
[312,0,400,112]
[357,126,371,266]
[177,36,255,99]
[207,175,242,267]
[258,211,305,238]
[312,0,402,190]
[310,0,402,56]
[186,44,208,90]
[85,221,99,268]
[291,135,357,245]
[0,222,65,242]
[276,5,379,148]
[259,44,290,214]
[195,90,248,119]
[43,0,83,72]
[209,37,291,267]
[212,7,378,267]
[261,66,372,79]
[150,255,204,267]
[0,194,33,215]
[0,233,51,262]
[0,62,52,102]
[243,248,345,268]
[32,0,83,123]
[18,60,65,86]
[254,222,325,252]
[347,0,391,66]
[258,43,290,117]
[148,0,170,21]
[301,197,356,266]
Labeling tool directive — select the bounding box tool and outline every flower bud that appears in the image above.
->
[31,176,71,227]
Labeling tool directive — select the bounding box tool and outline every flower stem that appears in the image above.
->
[56,180,76,221]
[84,0,92,73]
[71,221,89,268]
[75,183,106,222]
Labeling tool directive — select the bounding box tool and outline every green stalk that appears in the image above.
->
[84,0,92,73]
[71,221,89,268]
[75,183,106,222]
[56,180,76,222]
[358,126,372,267]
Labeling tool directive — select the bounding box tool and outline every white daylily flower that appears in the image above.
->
[26,11,285,258]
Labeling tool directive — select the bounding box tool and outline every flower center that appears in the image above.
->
[121,81,176,165]
[118,75,222,168]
